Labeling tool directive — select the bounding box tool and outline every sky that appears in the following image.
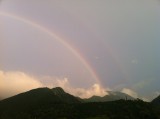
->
[0,0,160,101]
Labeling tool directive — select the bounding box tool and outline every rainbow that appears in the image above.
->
[0,11,102,86]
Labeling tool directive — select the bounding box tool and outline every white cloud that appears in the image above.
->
[1,70,153,101]
[121,88,138,98]
[40,76,109,98]
[0,70,109,99]
[0,70,43,99]
[67,84,109,98]
[121,88,151,102]
[141,97,149,102]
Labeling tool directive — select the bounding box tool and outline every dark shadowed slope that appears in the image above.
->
[0,88,61,111]
[152,95,160,104]
[52,87,81,103]
[0,87,81,112]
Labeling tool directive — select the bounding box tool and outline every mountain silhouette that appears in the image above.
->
[0,87,80,114]
[0,87,160,119]
[152,95,160,104]
[84,91,134,102]
[51,87,81,103]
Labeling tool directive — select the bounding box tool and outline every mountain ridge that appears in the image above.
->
[84,91,135,102]
[0,87,136,102]
[152,95,160,104]
[51,87,81,103]
[0,87,160,119]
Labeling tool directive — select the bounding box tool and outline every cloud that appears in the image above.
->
[141,97,149,102]
[121,88,138,98]
[121,88,151,102]
[66,84,109,98]
[40,76,109,98]
[1,70,152,101]
[0,70,43,99]
[0,70,108,99]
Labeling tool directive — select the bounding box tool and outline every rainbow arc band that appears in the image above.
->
[0,11,102,86]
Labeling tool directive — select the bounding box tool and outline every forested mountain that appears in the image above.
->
[0,87,160,119]
[84,91,134,102]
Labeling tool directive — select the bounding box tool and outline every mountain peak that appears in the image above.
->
[51,87,81,103]
[52,87,66,95]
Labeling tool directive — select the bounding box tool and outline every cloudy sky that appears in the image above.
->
[0,0,160,101]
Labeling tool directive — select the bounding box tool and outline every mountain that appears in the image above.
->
[152,95,160,104]
[51,87,81,103]
[0,88,59,111]
[84,91,134,102]
[0,87,80,113]
[0,87,160,119]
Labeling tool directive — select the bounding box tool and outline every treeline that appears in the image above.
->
[0,99,160,119]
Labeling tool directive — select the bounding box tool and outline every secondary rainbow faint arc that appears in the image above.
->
[0,11,102,85]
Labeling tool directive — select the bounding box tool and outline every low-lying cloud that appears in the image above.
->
[46,78,109,98]
[121,88,138,98]
[2,70,148,101]
[31,75,109,98]
[0,70,42,99]
[0,70,108,99]
[1,70,151,102]
[121,88,150,101]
